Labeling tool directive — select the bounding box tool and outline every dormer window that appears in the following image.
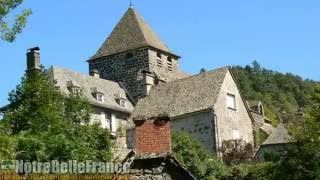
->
[91,87,104,103]
[115,93,127,108]
[72,87,81,95]
[96,93,104,103]
[67,81,81,95]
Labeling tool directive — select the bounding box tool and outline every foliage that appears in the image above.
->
[221,140,253,165]
[200,68,207,73]
[0,69,112,161]
[0,0,32,42]
[258,130,269,145]
[172,131,230,179]
[0,135,16,159]
[232,61,318,126]
[273,85,320,179]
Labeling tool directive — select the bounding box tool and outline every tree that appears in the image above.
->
[275,85,320,179]
[172,131,230,179]
[0,68,112,161]
[200,68,207,74]
[0,0,32,42]
[252,60,261,73]
[231,61,318,126]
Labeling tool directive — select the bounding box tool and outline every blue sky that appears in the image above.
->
[0,0,319,107]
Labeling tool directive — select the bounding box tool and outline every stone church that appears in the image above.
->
[1,7,257,160]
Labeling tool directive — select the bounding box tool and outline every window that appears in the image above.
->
[125,52,133,59]
[232,130,240,139]
[96,93,104,102]
[119,99,126,108]
[157,52,162,58]
[72,87,81,95]
[167,57,173,71]
[100,111,111,130]
[227,93,236,110]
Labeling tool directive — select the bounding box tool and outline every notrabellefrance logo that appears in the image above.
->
[1,160,15,170]
[1,160,131,174]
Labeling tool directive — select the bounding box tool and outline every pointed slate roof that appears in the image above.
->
[90,7,175,60]
[131,67,229,120]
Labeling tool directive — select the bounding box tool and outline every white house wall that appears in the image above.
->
[214,71,254,148]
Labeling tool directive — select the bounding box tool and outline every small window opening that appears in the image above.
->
[167,57,173,71]
[227,93,236,110]
[125,52,133,59]
[96,93,104,102]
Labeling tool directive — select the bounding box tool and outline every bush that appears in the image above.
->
[172,131,230,179]
[0,69,112,162]
[221,140,254,165]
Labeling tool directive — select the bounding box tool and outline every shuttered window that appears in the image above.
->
[227,93,236,110]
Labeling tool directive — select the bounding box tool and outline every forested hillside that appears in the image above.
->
[231,61,319,126]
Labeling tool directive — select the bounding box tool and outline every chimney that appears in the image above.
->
[141,70,154,97]
[26,47,41,73]
[90,69,100,78]
[134,116,171,155]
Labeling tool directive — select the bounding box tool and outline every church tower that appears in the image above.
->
[88,7,185,102]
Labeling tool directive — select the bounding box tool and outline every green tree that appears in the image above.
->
[231,61,318,126]
[0,68,112,161]
[4,69,65,134]
[275,85,320,179]
[172,131,230,179]
[0,0,32,42]
[200,68,207,74]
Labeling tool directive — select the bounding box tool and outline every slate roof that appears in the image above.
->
[90,7,176,60]
[262,123,292,145]
[260,123,275,135]
[114,150,196,180]
[48,66,134,113]
[131,67,229,120]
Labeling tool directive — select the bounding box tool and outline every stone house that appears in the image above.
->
[249,101,275,147]
[1,7,259,159]
[131,67,255,154]
[87,7,188,103]
[256,123,293,161]
[23,48,135,159]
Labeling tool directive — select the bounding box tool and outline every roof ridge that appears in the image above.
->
[90,8,175,60]
[50,66,120,85]
[130,8,148,46]
[160,66,229,86]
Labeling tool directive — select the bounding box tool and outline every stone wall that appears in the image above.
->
[89,48,150,101]
[214,71,254,148]
[128,158,195,180]
[148,49,180,82]
[171,111,217,153]
[89,47,181,101]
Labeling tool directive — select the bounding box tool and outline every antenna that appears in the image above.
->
[129,0,133,7]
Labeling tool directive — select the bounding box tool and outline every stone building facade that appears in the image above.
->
[88,8,185,102]
[1,6,259,163]
[131,67,255,154]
